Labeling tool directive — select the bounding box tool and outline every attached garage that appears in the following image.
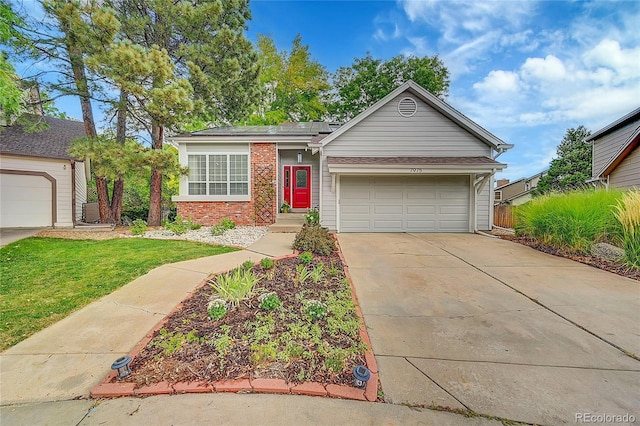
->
[339,175,469,232]
[0,172,54,227]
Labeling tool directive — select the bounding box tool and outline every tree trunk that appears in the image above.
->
[147,122,163,226]
[59,5,114,223]
[109,89,128,224]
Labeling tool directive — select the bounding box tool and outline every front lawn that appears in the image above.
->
[0,237,237,351]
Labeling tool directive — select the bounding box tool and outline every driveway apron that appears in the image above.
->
[338,233,640,425]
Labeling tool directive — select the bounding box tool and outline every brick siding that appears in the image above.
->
[176,143,277,226]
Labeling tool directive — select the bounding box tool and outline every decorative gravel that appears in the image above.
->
[139,226,269,248]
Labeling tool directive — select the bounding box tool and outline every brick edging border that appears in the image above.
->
[92,245,379,402]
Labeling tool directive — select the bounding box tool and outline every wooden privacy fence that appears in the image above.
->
[494,205,515,229]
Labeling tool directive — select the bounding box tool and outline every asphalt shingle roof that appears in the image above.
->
[0,115,86,161]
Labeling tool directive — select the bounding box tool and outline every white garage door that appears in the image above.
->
[0,173,52,227]
[340,175,469,232]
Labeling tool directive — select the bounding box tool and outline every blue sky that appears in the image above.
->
[12,0,640,182]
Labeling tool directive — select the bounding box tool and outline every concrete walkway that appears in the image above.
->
[338,233,640,425]
[1,232,503,425]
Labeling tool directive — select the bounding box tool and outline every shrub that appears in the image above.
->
[613,190,640,269]
[208,298,227,320]
[165,216,200,235]
[258,292,281,310]
[220,217,236,230]
[209,267,261,307]
[260,257,275,269]
[131,219,148,236]
[123,207,149,222]
[514,189,623,253]
[303,299,327,321]
[305,208,320,226]
[292,224,335,255]
[242,260,255,271]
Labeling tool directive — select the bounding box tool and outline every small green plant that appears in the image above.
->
[250,343,277,366]
[310,262,324,284]
[259,292,281,310]
[212,334,233,357]
[305,207,320,226]
[165,215,198,235]
[131,219,148,236]
[220,217,236,230]
[210,225,225,236]
[292,224,335,255]
[210,267,261,307]
[242,260,255,271]
[613,190,640,269]
[327,261,341,277]
[260,257,275,269]
[298,251,313,264]
[324,348,347,373]
[153,329,201,356]
[303,299,327,321]
[207,298,227,320]
[294,264,311,286]
[280,201,290,213]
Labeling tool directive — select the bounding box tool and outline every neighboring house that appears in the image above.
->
[587,107,640,189]
[0,116,88,227]
[169,80,513,232]
[494,171,546,206]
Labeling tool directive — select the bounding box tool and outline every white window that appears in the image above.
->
[188,154,249,196]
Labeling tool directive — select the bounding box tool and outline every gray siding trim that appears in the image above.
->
[609,147,640,188]
[592,121,638,177]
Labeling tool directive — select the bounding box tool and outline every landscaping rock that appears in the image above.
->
[591,242,624,261]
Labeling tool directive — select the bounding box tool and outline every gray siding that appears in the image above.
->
[610,147,640,188]
[592,122,637,176]
[324,93,491,157]
[321,92,493,231]
[477,183,490,230]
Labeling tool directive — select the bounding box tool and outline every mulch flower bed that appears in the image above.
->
[104,250,371,391]
[502,235,640,281]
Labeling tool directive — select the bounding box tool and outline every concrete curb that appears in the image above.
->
[91,247,379,402]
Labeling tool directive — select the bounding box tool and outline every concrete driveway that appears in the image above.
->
[0,228,44,248]
[338,233,640,425]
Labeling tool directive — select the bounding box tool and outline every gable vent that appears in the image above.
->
[397,97,418,117]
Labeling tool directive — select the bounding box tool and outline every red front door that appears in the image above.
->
[286,165,311,209]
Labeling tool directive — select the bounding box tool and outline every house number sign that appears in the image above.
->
[409,168,423,173]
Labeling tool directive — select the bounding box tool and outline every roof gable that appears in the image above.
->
[318,80,513,153]
[0,116,86,160]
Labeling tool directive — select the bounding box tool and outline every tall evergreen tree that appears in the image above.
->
[534,126,592,195]
[106,0,260,225]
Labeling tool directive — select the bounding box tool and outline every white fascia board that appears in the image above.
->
[327,164,506,175]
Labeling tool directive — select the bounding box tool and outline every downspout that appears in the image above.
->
[71,160,77,227]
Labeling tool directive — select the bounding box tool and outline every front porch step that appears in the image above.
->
[269,213,305,233]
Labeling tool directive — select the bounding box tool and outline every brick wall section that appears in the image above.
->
[251,143,277,226]
[176,143,277,226]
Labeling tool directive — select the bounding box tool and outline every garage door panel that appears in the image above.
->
[1,174,52,227]
[373,205,403,215]
[340,175,469,233]
[407,205,435,214]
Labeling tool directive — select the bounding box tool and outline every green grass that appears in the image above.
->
[0,237,237,350]
[514,189,624,253]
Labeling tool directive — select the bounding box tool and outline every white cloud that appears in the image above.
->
[521,55,567,82]
[583,39,640,82]
[474,70,520,93]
